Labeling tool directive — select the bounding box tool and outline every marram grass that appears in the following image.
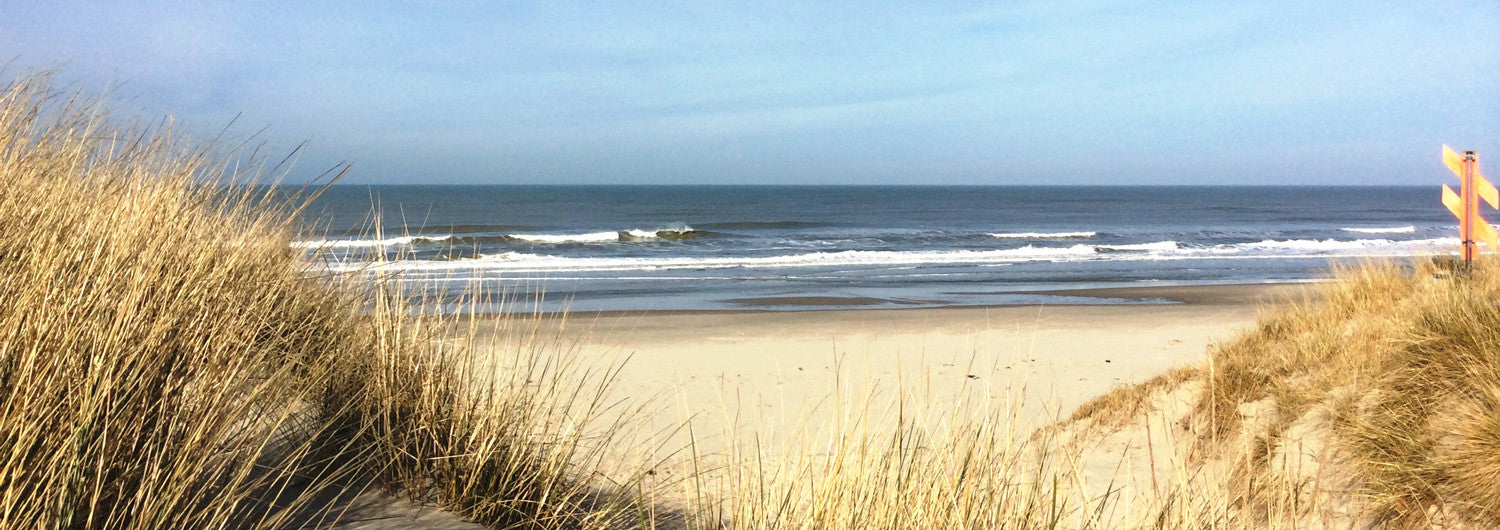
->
[1066,259,1500,527]
[0,73,642,528]
[0,72,356,528]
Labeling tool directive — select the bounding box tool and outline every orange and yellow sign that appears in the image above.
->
[1441,145,1497,262]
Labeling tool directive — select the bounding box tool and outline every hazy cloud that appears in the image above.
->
[2,1,1495,184]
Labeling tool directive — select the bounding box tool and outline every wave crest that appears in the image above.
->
[1097,241,1180,252]
[299,226,718,248]
[620,227,713,241]
[1341,226,1416,234]
[990,231,1096,239]
[1240,238,1393,251]
[290,235,453,249]
[698,221,822,230]
[328,244,1102,273]
[308,236,1460,274]
[509,231,621,243]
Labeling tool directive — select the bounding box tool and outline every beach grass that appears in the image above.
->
[1062,258,1500,527]
[677,374,1087,528]
[0,72,643,528]
[0,73,357,527]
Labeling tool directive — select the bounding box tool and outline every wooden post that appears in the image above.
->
[1463,150,1476,265]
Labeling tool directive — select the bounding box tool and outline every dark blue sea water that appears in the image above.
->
[293,186,1455,312]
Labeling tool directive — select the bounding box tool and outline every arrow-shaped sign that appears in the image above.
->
[1442,145,1497,261]
[1445,145,1498,208]
[1443,183,1498,253]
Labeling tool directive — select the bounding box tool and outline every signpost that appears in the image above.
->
[1441,145,1498,267]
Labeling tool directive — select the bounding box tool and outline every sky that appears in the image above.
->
[2,1,1497,185]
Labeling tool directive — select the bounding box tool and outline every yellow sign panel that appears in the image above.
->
[1453,184,1500,252]
[1480,217,1500,254]
[1445,144,1498,207]
[1442,145,1498,258]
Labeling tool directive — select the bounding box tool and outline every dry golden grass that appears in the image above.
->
[1050,259,1500,527]
[0,72,642,528]
[0,72,360,528]
[326,291,646,528]
[1202,260,1500,526]
[1068,366,1201,432]
[679,377,1083,529]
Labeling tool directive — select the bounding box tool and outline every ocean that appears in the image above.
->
[292,186,1454,313]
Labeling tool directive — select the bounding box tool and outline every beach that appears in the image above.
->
[327,282,1312,528]
[479,283,1311,467]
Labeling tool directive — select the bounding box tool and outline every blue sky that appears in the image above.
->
[3,1,1496,185]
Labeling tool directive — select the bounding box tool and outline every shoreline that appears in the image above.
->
[1006,280,1321,306]
[539,280,1321,319]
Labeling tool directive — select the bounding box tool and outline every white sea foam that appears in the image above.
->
[1239,238,1394,251]
[1341,226,1416,234]
[317,237,1462,275]
[510,226,700,243]
[508,231,621,243]
[326,245,1101,273]
[1189,237,1455,257]
[295,226,710,249]
[291,235,453,249]
[1098,241,1180,252]
[990,231,1097,239]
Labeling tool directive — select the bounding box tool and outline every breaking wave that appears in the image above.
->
[1341,226,1416,234]
[1096,241,1180,252]
[320,237,1458,274]
[990,231,1097,239]
[326,245,1101,273]
[507,231,620,243]
[697,221,823,230]
[290,235,454,249]
[294,226,715,248]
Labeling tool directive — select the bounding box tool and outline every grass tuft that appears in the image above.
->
[0,71,639,528]
[1173,259,1500,526]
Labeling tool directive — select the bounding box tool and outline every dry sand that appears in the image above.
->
[571,284,1301,411]
[342,283,1310,528]
[539,283,1312,471]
